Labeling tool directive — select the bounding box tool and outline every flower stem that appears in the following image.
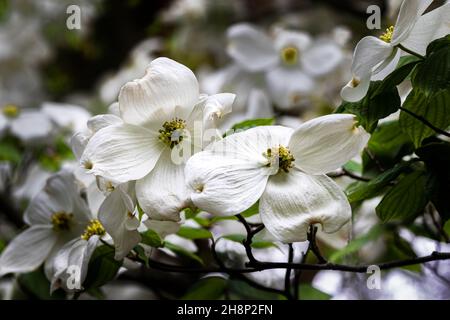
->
[397,44,425,60]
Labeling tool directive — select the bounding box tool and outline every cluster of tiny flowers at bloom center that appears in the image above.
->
[264,145,295,173]
[158,118,186,148]
[2,104,20,118]
[379,26,394,43]
[51,212,73,231]
[81,219,106,240]
[281,46,299,65]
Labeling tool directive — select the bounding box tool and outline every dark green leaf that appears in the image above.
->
[298,284,331,300]
[164,241,204,265]
[346,162,409,203]
[416,142,450,222]
[371,58,420,98]
[376,170,430,223]
[0,141,21,163]
[400,89,450,147]
[228,280,284,300]
[182,276,227,300]
[17,268,65,300]
[177,226,212,239]
[412,35,450,96]
[140,229,164,248]
[336,81,400,132]
[133,245,149,267]
[83,245,123,290]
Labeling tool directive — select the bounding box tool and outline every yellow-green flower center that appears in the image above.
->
[2,104,20,118]
[281,46,299,65]
[81,219,105,240]
[264,145,295,173]
[158,118,186,148]
[51,212,73,231]
[380,26,394,43]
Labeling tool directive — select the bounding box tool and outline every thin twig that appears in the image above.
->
[284,244,295,300]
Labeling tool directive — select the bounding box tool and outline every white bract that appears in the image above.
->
[227,23,344,109]
[341,0,450,102]
[185,114,369,242]
[0,171,92,278]
[80,57,235,225]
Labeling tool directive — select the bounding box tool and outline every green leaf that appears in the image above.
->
[227,118,274,136]
[366,121,413,166]
[17,268,65,300]
[329,225,385,263]
[0,239,5,253]
[83,245,123,290]
[164,241,204,265]
[444,220,450,235]
[336,81,400,132]
[177,226,212,240]
[399,89,450,147]
[140,229,164,247]
[346,162,409,203]
[298,284,331,300]
[183,207,200,220]
[182,276,227,300]
[376,170,430,223]
[133,245,149,267]
[371,58,420,98]
[240,201,259,218]
[416,142,450,222]
[412,35,450,96]
[222,234,277,249]
[228,280,284,300]
[0,140,21,163]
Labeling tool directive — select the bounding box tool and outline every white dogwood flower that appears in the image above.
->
[227,24,344,109]
[185,114,369,242]
[0,171,91,278]
[341,0,450,102]
[80,57,235,223]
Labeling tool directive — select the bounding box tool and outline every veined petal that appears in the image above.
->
[98,188,141,260]
[289,114,369,175]
[351,36,393,78]
[400,2,450,55]
[87,114,123,133]
[302,41,343,77]
[119,57,199,126]
[391,0,433,45]
[144,219,182,238]
[227,23,278,72]
[136,150,190,222]
[81,123,164,183]
[260,170,351,243]
[185,126,292,216]
[70,132,91,161]
[0,225,58,276]
[340,73,371,102]
[265,67,315,110]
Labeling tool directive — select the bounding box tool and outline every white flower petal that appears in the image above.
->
[302,41,343,77]
[98,188,141,260]
[81,124,164,183]
[87,114,123,133]
[265,67,315,110]
[273,28,312,53]
[227,23,278,72]
[289,114,370,174]
[340,73,371,102]
[260,170,351,243]
[351,36,393,78]
[0,225,58,276]
[41,102,91,133]
[24,170,89,226]
[144,219,182,238]
[136,150,190,222]
[10,111,52,142]
[70,132,91,161]
[400,2,450,55]
[186,126,293,216]
[119,57,199,126]
[391,0,433,44]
